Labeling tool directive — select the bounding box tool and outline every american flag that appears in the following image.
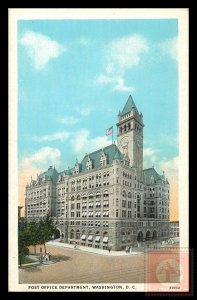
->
[106,126,113,136]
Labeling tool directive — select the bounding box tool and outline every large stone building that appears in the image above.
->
[170,221,179,238]
[25,96,170,250]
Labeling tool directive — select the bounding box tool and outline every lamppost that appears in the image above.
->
[40,247,43,264]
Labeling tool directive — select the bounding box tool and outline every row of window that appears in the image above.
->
[70,211,110,218]
[71,201,109,210]
[70,221,109,227]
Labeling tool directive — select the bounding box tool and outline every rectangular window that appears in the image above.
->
[116,209,118,217]
[122,200,126,208]
[128,211,132,218]
[128,201,131,208]
[122,210,126,218]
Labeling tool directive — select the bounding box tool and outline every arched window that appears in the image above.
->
[137,194,141,201]
[96,192,101,198]
[128,123,131,130]
[122,190,127,198]
[103,190,109,197]
[124,124,127,132]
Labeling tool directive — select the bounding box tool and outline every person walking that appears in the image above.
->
[129,246,132,253]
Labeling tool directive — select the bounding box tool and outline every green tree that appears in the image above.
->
[37,215,54,256]
[25,220,40,254]
[18,220,30,266]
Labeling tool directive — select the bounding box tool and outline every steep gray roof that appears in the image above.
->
[143,168,163,184]
[119,95,139,116]
[39,166,59,182]
[72,144,124,174]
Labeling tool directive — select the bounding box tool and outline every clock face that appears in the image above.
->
[121,139,128,148]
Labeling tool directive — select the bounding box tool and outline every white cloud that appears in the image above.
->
[159,37,178,62]
[113,78,134,92]
[143,147,158,169]
[159,156,179,177]
[57,116,79,125]
[144,147,156,157]
[96,34,148,92]
[70,129,111,159]
[106,34,149,73]
[32,131,70,142]
[73,106,92,116]
[20,147,62,171]
[20,31,66,70]
[96,75,134,92]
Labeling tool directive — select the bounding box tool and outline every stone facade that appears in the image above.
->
[25,96,170,250]
[170,221,179,238]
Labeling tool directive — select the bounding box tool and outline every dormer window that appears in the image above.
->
[100,152,107,167]
[150,175,154,184]
[86,157,93,170]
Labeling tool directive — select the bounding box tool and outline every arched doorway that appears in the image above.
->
[137,231,143,242]
[76,230,80,240]
[70,229,74,239]
[153,230,157,240]
[54,228,60,239]
[121,231,126,243]
[146,231,151,241]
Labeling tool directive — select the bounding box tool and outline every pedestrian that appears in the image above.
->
[129,246,132,253]
[125,246,128,254]
[108,246,111,253]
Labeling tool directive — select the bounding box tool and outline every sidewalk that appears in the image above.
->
[20,254,56,267]
[46,240,144,257]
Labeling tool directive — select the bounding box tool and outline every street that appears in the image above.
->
[19,244,146,284]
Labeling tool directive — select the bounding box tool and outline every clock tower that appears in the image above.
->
[117,95,144,180]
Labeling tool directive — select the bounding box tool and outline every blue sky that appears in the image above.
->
[18,19,178,178]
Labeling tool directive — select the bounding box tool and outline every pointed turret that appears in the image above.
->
[117,95,144,181]
[119,95,139,116]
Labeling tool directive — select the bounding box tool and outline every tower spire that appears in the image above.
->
[120,95,139,116]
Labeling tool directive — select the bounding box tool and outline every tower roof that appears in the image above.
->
[39,166,59,182]
[143,168,167,185]
[119,95,139,116]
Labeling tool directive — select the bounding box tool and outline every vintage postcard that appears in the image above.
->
[9,9,189,293]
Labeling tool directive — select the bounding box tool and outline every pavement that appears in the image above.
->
[21,254,56,267]
[46,240,144,256]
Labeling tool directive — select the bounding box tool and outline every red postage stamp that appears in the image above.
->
[146,248,189,292]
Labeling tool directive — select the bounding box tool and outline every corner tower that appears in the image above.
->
[117,95,144,180]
